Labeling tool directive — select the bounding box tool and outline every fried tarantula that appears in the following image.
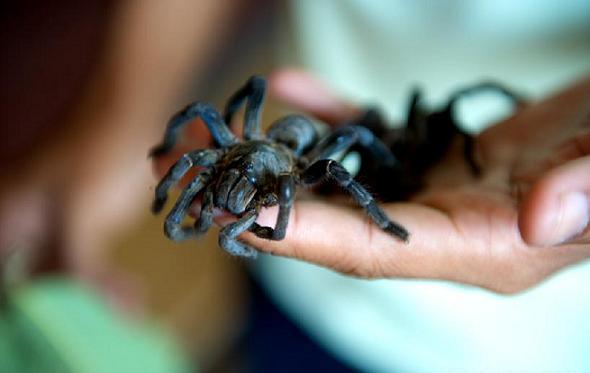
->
[151,76,409,258]
[346,82,526,201]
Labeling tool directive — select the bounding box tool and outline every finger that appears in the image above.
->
[236,200,474,281]
[553,129,590,164]
[514,75,590,136]
[268,68,362,125]
[479,75,590,165]
[519,155,590,246]
[511,129,590,188]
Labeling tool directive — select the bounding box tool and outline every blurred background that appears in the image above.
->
[1,0,590,372]
[0,1,284,371]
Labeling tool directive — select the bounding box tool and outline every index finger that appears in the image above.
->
[238,200,467,281]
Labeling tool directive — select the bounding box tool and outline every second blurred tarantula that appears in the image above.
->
[346,82,526,201]
[151,76,409,258]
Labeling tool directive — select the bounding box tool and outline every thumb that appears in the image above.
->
[519,155,590,246]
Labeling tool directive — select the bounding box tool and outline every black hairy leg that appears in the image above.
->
[446,81,526,107]
[223,75,266,140]
[152,149,220,213]
[164,171,213,241]
[248,173,295,241]
[194,185,215,234]
[219,210,259,257]
[150,102,237,156]
[302,159,409,242]
[308,125,397,168]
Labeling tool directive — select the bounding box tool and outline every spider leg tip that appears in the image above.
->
[396,231,410,244]
[384,224,411,244]
[149,145,167,158]
[151,199,166,214]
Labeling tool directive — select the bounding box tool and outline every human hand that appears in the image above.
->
[154,69,590,294]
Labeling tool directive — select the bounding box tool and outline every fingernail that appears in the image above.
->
[549,192,589,245]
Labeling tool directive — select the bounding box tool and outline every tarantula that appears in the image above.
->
[150,76,409,258]
[344,82,526,201]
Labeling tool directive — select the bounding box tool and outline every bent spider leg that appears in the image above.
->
[222,75,266,140]
[439,81,526,176]
[447,81,527,109]
[152,149,220,213]
[164,171,212,241]
[405,88,428,137]
[194,185,215,234]
[150,102,237,157]
[219,210,259,258]
[302,159,410,242]
[308,125,397,167]
[248,174,295,240]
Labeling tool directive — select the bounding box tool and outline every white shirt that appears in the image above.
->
[257,1,590,372]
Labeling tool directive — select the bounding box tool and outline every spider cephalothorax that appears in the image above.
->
[151,76,409,258]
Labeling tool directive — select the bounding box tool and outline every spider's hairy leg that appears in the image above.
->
[302,159,410,242]
[164,171,212,241]
[405,87,427,134]
[249,174,295,240]
[194,185,214,234]
[308,125,396,167]
[447,81,527,108]
[433,81,526,176]
[150,102,237,157]
[152,149,220,213]
[219,210,259,258]
[223,75,266,140]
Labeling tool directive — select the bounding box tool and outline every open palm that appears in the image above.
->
[238,70,590,293]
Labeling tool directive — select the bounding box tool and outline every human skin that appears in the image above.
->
[154,69,590,294]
